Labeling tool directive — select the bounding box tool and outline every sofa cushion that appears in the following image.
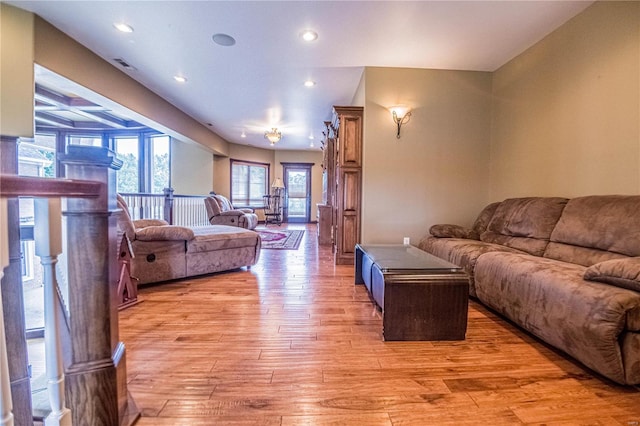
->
[480,197,568,256]
[214,195,233,211]
[584,257,640,293]
[472,201,501,236]
[546,195,640,265]
[543,243,628,267]
[135,225,195,241]
[418,236,524,298]
[187,225,260,253]
[475,251,640,384]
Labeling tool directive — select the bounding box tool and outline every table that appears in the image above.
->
[355,244,469,341]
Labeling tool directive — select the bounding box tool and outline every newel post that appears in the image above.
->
[163,187,174,224]
[58,146,127,425]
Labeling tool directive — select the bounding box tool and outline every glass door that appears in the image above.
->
[283,163,313,223]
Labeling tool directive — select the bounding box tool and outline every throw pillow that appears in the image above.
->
[584,257,640,293]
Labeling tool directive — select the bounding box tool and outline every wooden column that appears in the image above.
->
[58,146,130,426]
[0,135,33,426]
[332,107,364,265]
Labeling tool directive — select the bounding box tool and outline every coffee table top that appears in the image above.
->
[357,244,462,273]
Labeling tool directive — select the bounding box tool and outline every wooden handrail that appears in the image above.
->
[0,174,102,198]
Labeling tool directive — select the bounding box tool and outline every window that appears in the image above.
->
[231,160,269,207]
[114,136,140,193]
[150,135,170,193]
[112,133,171,194]
[18,135,56,177]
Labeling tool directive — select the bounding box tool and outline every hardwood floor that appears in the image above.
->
[119,224,640,425]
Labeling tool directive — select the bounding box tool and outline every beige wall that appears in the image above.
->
[33,16,230,156]
[0,4,34,138]
[361,67,493,244]
[213,144,275,198]
[213,145,323,220]
[171,139,214,195]
[490,1,640,199]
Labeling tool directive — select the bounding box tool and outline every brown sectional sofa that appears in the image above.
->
[419,195,640,385]
[117,195,261,285]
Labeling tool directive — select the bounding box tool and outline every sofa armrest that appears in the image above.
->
[429,224,479,240]
[135,225,195,241]
[584,257,640,293]
[238,208,255,214]
[134,218,169,228]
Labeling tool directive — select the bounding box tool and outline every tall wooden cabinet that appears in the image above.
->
[321,106,363,265]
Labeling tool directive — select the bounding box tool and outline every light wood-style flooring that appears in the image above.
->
[119,224,640,425]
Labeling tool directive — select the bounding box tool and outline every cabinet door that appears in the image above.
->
[338,114,362,167]
[336,168,361,264]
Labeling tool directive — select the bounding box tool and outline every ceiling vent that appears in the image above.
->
[113,58,137,71]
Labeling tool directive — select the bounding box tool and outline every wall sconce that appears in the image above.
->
[264,128,282,146]
[389,105,412,139]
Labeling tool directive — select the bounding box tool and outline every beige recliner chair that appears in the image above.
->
[204,194,258,230]
[117,195,261,285]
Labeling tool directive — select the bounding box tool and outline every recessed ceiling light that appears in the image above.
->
[308,133,315,140]
[300,30,318,42]
[304,80,316,87]
[212,33,236,47]
[113,23,134,33]
[241,131,247,138]
[174,75,187,83]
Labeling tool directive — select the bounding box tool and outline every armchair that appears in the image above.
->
[117,195,261,285]
[204,194,258,230]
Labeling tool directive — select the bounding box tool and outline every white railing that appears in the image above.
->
[120,193,164,221]
[119,191,210,227]
[172,195,210,227]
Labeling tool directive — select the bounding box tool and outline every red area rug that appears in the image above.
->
[258,229,304,250]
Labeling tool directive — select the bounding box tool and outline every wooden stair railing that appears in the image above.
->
[0,144,139,426]
[0,175,101,426]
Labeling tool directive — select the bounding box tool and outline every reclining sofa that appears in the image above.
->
[419,195,640,385]
[117,195,261,285]
[204,194,258,230]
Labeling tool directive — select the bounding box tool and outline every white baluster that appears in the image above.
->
[0,198,14,426]
[34,198,72,426]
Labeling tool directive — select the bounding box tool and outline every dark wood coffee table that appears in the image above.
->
[355,244,469,341]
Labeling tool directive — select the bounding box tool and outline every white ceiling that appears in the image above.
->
[10,0,593,151]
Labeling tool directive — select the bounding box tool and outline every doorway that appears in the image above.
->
[282,163,313,223]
